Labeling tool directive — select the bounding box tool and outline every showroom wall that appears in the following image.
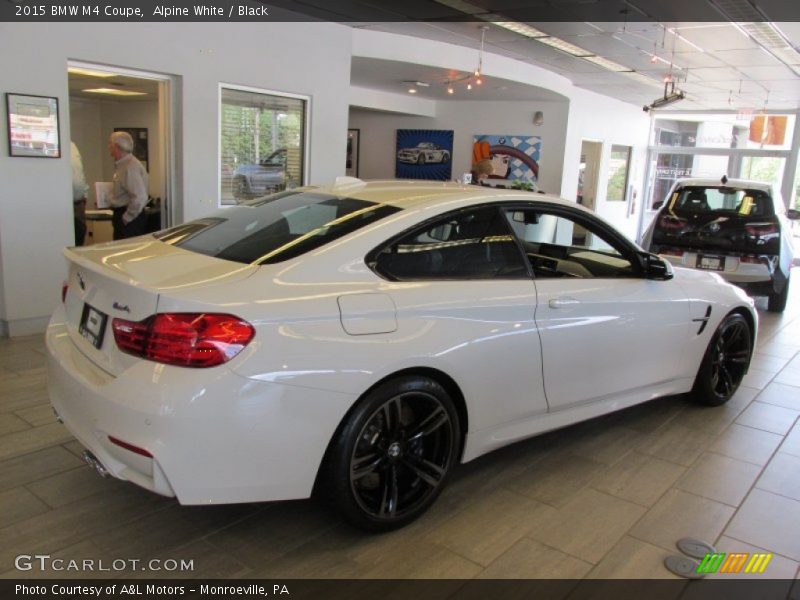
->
[348,99,570,195]
[561,91,652,239]
[350,28,652,240]
[0,21,351,336]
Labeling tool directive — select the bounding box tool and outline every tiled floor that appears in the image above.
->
[2,285,800,580]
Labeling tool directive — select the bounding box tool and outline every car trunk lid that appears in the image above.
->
[62,237,258,376]
[652,211,781,255]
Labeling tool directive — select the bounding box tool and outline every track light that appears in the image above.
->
[643,81,686,112]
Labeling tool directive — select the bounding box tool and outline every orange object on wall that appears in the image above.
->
[749,115,787,146]
[472,140,490,164]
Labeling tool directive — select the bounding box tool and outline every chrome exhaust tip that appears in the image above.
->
[82,450,109,478]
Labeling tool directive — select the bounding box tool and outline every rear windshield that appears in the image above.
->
[155,191,401,264]
[668,186,773,217]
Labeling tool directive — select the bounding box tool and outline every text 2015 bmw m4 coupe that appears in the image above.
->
[47,179,757,531]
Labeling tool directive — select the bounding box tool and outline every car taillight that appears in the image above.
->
[658,215,688,231]
[745,222,779,238]
[657,247,684,257]
[112,313,255,368]
[62,282,69,304]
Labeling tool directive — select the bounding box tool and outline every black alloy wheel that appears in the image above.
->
[692,313,752,406]
[325,376,459,531]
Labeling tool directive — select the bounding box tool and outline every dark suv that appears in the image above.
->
[642,177,797,312]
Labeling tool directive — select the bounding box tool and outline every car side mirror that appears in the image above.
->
[652,200,664,210]
[788,208,800,220]
[641,252,673,281]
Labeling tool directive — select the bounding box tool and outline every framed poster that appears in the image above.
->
[396,129,453,181]
[346,128,360,177]
[472,134,541,184]
[6,93,61,158]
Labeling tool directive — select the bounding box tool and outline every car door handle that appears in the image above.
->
[549,297,580,309]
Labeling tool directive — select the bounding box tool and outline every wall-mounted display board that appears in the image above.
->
[472,135,541,184]
[6,93,61,158]
[396,129,453,181]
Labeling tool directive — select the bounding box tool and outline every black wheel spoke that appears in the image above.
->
[718,365,734,396]
[402,456,445,488]
[382,396,403,437]
[351,453,385,481]
[407,406,449,443]
[379,465,399,517]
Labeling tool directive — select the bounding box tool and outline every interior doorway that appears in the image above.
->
[573,140,603,245]
[578,140,602,211]
[67,62,174,245]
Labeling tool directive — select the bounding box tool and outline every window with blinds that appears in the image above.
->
[220,86,306,206]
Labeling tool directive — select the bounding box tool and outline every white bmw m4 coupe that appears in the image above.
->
[47,178,757,531]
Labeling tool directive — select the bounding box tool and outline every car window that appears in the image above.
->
[373,206,528,280]
[155,191,401,265]
[503,209,635,279]
[668,186,773,217]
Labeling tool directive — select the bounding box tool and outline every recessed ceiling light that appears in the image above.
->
[82,88,147,96]
[68,67,116,78]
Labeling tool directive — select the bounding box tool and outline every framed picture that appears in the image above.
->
[346,128,360,177]
[472,134,541,184]
[396,129,453,181]
[114,127,149,172]
[6,93,61,158]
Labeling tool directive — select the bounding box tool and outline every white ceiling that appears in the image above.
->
[349,19,800,110]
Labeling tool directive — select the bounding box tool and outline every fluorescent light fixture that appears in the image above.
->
[491,21,547,38]
[536,36,593,57]
[583,55,632,72]
[432,0,485,15]
[82,88,147,96]
[68,67,116,78]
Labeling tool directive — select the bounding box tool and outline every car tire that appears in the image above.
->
[442,152,450,164]
[417,154,425,165]
[691,313,752,406]
[767,274,790,313]
[325,376,460,532]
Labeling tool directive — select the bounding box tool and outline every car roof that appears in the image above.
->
[303,178,586,213]
[674,178,773,193]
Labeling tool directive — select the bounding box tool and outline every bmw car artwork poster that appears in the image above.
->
[396,129,454,181]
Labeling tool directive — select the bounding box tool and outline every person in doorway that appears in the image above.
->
[107,131,148,240]
[70,141,89,245]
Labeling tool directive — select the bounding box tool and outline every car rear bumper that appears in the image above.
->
[46,313,356,505]
[660,251,775,285]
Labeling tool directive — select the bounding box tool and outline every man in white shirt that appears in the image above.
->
[71,141,89,245]
[107,131,149,240]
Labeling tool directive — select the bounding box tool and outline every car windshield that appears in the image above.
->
[667,186,773,217]
[155,191,401,264]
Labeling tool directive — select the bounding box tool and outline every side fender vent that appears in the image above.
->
[693,306,712,335]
